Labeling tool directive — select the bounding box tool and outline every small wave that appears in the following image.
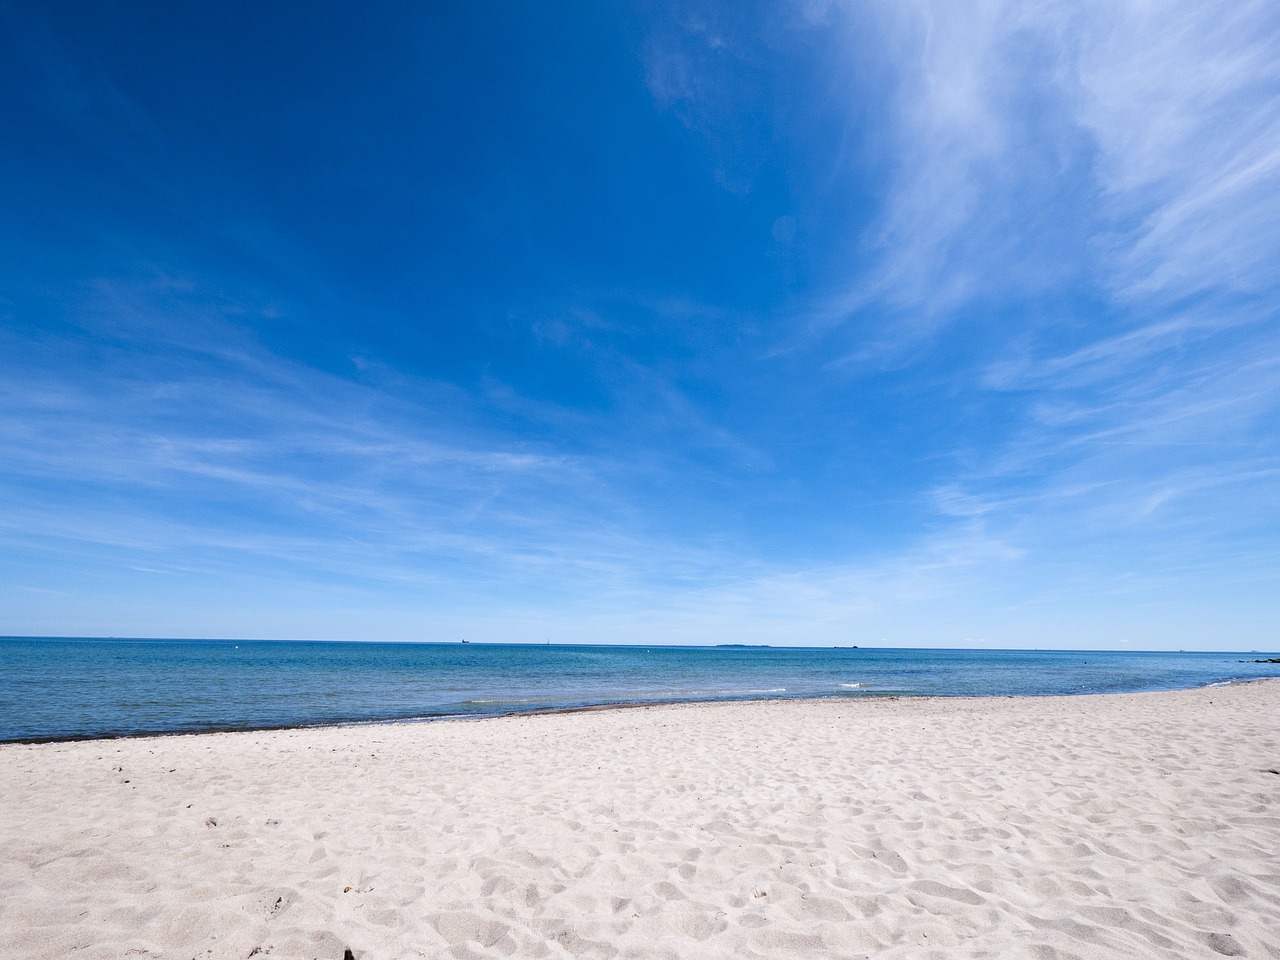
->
[839,683,865,689]
[468,688,793,707]
[1205,678,1250,688]
[644,687,788,697]
[704,687,787,695]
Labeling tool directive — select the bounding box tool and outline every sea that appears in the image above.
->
[1,637,1276,743]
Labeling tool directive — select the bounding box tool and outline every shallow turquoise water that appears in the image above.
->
[1,637,1276,742]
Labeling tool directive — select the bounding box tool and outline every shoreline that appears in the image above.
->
[2,674,1273,748]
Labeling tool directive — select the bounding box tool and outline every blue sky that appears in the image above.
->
[2,0,1278,648]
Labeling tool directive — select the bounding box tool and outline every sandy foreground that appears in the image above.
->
[2,681,1279,960]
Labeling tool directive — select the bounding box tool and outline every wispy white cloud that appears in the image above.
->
[817,0,1280,338]
[778,0,1280,632]
[0,276,758,613]
[643,6,782,194]
[803,0,1091,357]
[3,269,1054,643]
[1070,0,1280,301]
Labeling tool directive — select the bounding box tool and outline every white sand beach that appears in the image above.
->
[2,680,1279,960]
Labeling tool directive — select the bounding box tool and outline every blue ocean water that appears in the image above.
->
[1,637,1276,743]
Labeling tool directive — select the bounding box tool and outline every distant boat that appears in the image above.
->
[461,639,469,644]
